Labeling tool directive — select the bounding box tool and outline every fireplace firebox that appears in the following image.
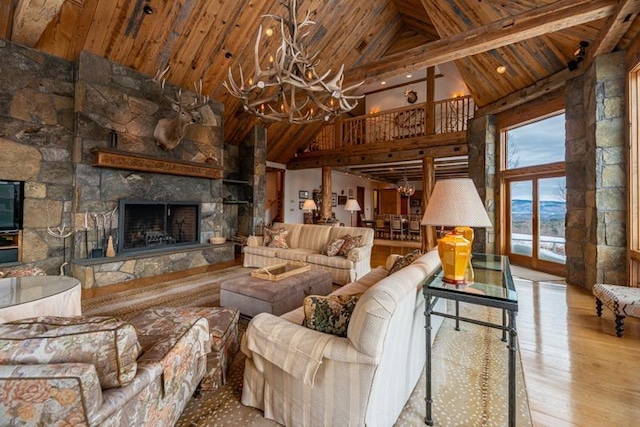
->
[118,200,200,253]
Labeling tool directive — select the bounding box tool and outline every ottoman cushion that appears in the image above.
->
[220,269,333,317]
[593,284,640,317]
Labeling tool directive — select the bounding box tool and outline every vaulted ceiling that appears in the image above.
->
[3,0,640,171]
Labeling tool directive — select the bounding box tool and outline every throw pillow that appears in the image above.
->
[263,226,276,246]
[303,294,361,337]
[267,229,289,248]
[324,237,345,256]
[338,234,362,257]
[388,249,423,276]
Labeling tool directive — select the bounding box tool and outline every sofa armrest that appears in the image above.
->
[246,235,263,247]
[0,363,102,424]
[347,243,372,262]
[242,314,377,386]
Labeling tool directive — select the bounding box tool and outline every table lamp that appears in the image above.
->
[421,178,492,284]
[344,199,361,227]
[302,199,318,212]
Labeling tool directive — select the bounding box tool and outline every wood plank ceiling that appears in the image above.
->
[2,0,640,178]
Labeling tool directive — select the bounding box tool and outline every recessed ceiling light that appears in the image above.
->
[381,81,386,85]
[406,74,412,78]
[496,65,506,74]
[143,5,153,15]
[265,28,274,37]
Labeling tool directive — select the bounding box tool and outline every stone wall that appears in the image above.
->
[566,51,627,289]
[73,51,225,260]
[0,40,258,286]
[0,40,75,274]
[467,114,498,254]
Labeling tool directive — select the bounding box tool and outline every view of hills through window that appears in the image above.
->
[506,114,566,264]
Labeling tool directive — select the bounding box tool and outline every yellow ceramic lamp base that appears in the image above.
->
[437,231,472,284]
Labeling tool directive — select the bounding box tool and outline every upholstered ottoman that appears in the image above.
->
[129,306,239,390]
[220,269,332,317]
[593,284,640,337]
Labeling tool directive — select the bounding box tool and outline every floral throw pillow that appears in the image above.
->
[302,294,361,337]
[388,249,423,276]
[338,234,362,257]
[267,229,289,248]
[324,237,345,256]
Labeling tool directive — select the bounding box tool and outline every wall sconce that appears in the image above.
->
[109,130,118,149]
[567,41,589,71]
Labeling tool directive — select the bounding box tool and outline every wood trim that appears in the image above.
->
[92,148,224,179]
[501,162,566,180]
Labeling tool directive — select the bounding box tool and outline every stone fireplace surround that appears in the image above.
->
[0,40,265,289]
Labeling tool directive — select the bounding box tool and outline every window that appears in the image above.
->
[502,114,566,276]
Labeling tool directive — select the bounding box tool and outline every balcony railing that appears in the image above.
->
[305,95,475,152]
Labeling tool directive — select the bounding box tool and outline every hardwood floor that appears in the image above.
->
[372,244,640,426]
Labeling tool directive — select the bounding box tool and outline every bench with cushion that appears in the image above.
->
[593,283,640,337]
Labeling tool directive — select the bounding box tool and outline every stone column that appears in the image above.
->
[467,114,497,254]
[566,51,627,289]
[239,126,267,236]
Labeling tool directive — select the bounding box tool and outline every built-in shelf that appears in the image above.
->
[223,179,251,185]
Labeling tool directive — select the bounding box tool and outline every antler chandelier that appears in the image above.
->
[223,0,363,124]
[397,169,415,197]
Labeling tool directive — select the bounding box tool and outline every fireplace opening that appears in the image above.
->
[118,200,200,253]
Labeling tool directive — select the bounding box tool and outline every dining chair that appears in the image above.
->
[375,215,388,239]
[390,215,404,240]
[408,215,421,241]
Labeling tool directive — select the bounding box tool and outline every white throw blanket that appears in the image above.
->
[244,313,333,387]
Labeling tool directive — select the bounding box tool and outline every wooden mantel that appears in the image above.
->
[92,148,224,179]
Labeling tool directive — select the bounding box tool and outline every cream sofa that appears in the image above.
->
[241,249,446,427]
[0,309,213,426]
[243,222,375,285]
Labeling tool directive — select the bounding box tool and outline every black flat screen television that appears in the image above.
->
[0,181,24,231]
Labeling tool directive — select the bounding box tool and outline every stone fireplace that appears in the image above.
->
[118,201,200,253]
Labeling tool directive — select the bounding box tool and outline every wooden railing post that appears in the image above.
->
[335,116,343,149]
[426,66,436,135]
[322,166,332,219]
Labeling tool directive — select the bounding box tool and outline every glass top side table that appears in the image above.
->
[422,253,518,427]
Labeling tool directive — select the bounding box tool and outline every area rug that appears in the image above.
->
[81,265,252,320]
[177,303,532,426]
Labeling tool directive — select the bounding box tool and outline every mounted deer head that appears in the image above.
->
[152,67,210,150]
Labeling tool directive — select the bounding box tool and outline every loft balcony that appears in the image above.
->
[288,96,476,179]
[299,95,475,154]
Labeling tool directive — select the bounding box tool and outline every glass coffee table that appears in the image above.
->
[0,276,82,323]
[422,253,518,427]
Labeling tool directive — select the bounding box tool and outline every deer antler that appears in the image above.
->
[152,67,211,150]
[223,0,363,124]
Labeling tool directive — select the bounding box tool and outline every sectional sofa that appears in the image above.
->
[0,310,212,426]
[241,249,446,427]
[243,222,375,285]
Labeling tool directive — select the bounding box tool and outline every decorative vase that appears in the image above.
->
[106,235,116,257]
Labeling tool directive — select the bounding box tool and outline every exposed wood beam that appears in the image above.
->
[0,0,16,39]
[12,0,65,46]
[346,0,616,85]
[288,134,467,170]
[591,0,640,56]
[475,69,573,116]
[476,0,636,117]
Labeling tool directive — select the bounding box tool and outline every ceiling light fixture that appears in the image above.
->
[397,168,415,198]
[496,65,506,74]
[381,81,387,85]
[143,5,153,15]
[568,40,589,71]
[223,0,363,124]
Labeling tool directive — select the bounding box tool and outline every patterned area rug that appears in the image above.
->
[83,270,531,426]
[177,304,532,426]
[81,265,252,320]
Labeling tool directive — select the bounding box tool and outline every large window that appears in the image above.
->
[502,114,566,276]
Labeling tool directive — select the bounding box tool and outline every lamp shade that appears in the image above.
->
[302,199,318,211]
[421,178,492,227]
[344,199,361,212]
